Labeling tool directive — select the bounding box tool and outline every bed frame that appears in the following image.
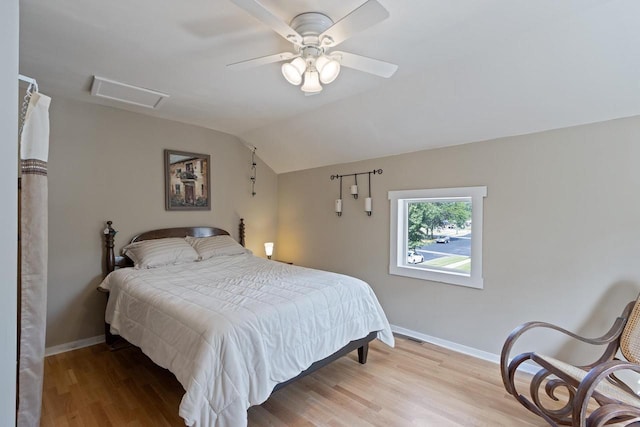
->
[101,219,376,392]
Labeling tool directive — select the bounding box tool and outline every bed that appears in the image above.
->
[98,219,394,426]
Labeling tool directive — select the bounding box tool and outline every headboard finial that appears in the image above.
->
[239,218,246,247]
[104,220,117,275]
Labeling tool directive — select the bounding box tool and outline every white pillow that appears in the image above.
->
[122,238,199,269]
[185,235,247,260]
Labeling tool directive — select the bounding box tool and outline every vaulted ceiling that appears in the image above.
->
[20,0,640,173]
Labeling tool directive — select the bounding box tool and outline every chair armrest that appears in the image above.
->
[573,360,640,427]
[500,313,629,394]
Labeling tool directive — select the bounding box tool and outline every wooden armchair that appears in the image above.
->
[501,297,640,426]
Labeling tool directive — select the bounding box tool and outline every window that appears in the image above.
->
[175,184,181,194]
[389,186,487,289]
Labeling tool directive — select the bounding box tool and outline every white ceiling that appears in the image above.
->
[19,0,640,173]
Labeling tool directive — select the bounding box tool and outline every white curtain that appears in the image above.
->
[17,92,51,427]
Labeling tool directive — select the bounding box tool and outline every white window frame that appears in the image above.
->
[389,186,487,289]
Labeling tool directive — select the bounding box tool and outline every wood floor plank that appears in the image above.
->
[42,336,551,426]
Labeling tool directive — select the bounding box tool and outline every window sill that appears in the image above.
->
[389,264,483,289]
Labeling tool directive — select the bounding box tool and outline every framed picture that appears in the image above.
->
[165,149,211,211]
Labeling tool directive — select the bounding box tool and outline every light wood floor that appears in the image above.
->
[41,336,548,426]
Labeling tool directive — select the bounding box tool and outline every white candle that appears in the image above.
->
[335,199,342,213]
[365,197,372,213]
[350,185,358,195]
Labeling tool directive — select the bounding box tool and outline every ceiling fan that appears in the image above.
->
[227,0,398,94]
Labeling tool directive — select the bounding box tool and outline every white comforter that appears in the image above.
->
[99,253,394,426]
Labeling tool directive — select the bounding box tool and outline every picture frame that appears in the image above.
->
[164,149,211,211]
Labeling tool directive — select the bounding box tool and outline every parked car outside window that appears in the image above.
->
[407,251,424,264]
[436,236,451,243]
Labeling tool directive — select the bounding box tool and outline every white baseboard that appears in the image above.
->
[45,335,105,357]
[390,324,539,375]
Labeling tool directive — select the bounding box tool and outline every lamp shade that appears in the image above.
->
[264,242,274,258]
[301,70,323,93]
[315,55,341,84]
[281,57,306,85]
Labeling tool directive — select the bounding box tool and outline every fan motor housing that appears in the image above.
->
[290,12,333,46]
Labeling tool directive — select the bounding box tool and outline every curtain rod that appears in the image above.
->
[18,74,38,92]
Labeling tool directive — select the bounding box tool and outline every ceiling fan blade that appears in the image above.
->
[227,52,296,70]
[319,0,389,48]
[332,51,397,78]
[229,0,303,46]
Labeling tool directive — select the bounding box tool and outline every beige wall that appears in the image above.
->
[46,94,640,358]
[277,116,640,357]
[1,0,18,420]
[47,97,278,347]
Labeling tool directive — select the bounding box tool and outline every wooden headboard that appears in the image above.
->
[104,218,245,275]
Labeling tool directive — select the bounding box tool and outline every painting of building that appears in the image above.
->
[165,150,210,210]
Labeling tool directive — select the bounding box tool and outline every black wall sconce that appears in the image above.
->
[334,175,343,216]
[250,146,257,196]
[330,169,382,217]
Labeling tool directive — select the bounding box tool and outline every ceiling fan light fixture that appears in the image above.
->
[228,0,398,95]
[281,57,306,85]
[301,70,323,93]
[315,55,341,84]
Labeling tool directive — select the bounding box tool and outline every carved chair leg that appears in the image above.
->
[358,343,369,364]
